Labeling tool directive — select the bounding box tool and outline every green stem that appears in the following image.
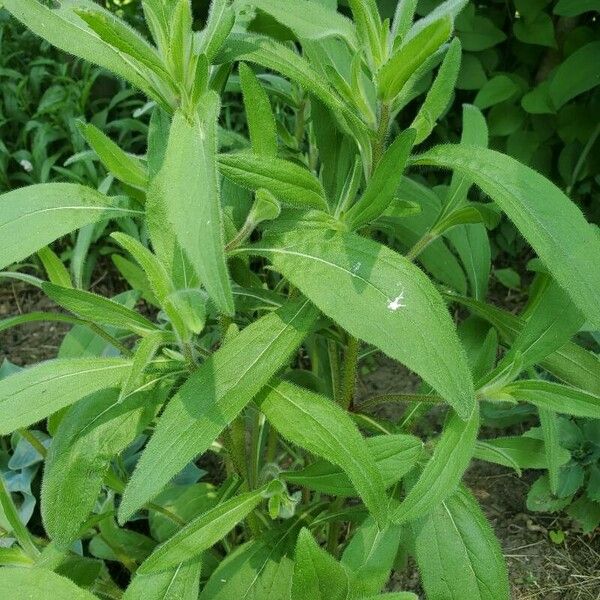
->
[567,122,600,196]
[405,232,436,262]
[339,335,359,410]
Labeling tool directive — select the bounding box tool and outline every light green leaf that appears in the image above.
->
[412,485,510,600]
[0,358,131,435]
[378,17,452,101]
[411,38,462,144]
[37,246,73,289]
[0,567,98,600]
[218,153,327,210]
[42,282,157,336]
[474,436,569,471]
[345,129,416,229]
[282,433,422,496]
[259,380,388,526]
[139,486,273,572]
[392,406,479,524]
[249,229,475,418]
[0,183,140,270]
[242,0,357,48]
[148,99,234,315]
[120,298,318,521]
[502,380,600,419]
[42,389,160,545]
[291,528,351,600]
[3,0,161,104]
[239,62,278,157]
[539,408,562,496]
[341,518,402,596]
[124,558,202,600]
[195,0,235,62]
[78,122,148,189]
[414,145,600,329]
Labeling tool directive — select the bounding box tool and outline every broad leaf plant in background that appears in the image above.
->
[0,0,599,598]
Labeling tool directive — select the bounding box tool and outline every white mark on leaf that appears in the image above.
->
[350,262,361,274]
[387,290,406,311]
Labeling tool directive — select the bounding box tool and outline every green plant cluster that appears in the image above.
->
[0,1,599,599]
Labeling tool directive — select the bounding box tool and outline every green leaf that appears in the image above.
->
[539,408,562,496]
[259,380,389,526]
[447,293,600,395]
[549,42,600,110]
[0,358,131,435]
[124,558,202,600]
[392,406,479,524]
[42,389,160,545]
[239,63,278,157]
[3,0,162,104]
[242,0,358,47]
[119,298,318,521]
[139,485,275,572]
[345,129,416,229]
[474,436,569,470]
[37,246,73,289]
[0,567,98,600]
[411,485,510,600]
[291,528,351,600]
[78,122,148,189]
[283,433,422,495]
[217,34,368,141]
[378,17,452,101]
[410,38,462,144]
[502,380,600,419]
[249,229,475,419]
[111,232,174,304]
[341,518,402,596]
[148,100,234,315]
[199,535,294,599]
[474,75,519,110]
[414,145,600,329]
[218,153,327,210]
[346,0,383,67]
[0,183,140,270]
[554,0,600,17]
[42,282,157,336]
[195,0,235,62]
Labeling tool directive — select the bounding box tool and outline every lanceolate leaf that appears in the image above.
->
[378,17,452,101]
[282,433,422,496]
[0,359,131,435]
[239,62,277,157]
[248,229,475,419]
[120,298,318,521]
[124,558,202,600]
[42,283,157,336]
[392,406,480,524]
[78,122,148,189]
[259,380,389,526]
[140,486,273,573]
[2,0,161,104]
[411,485,510,600]
[0,184,141,270]
[345,129,416,230]
[502,380,600,419]
[414,145,600,328]
[242,0,358,47]
[42,389,161,545]
[539,408,562,496]
[148,99,234,314]
[0,567,98,600]
[218,153,327,210]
